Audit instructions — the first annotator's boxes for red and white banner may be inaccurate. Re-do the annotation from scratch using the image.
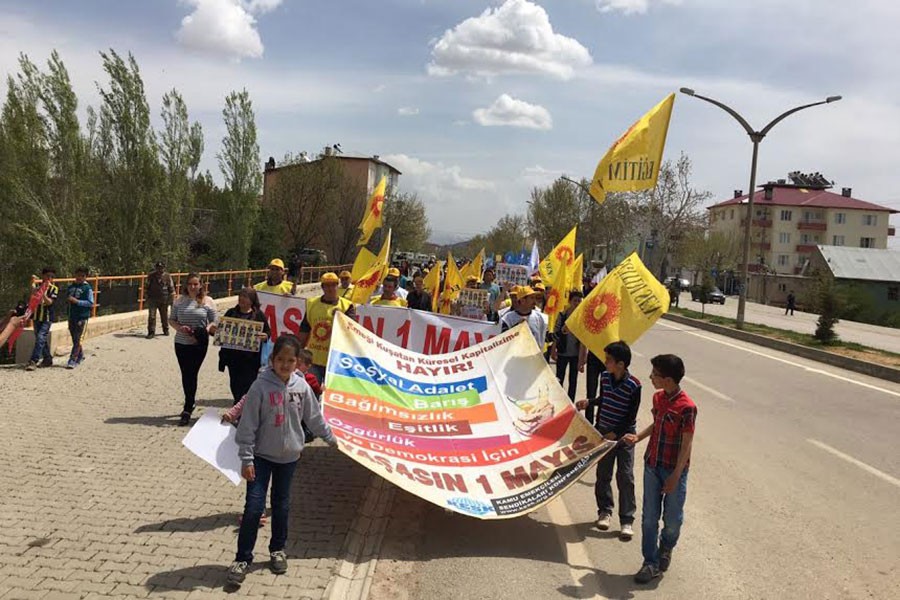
[355,305,500,355]
[257,291,307,340]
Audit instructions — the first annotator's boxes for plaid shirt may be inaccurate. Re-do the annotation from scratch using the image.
[645,388,697,470]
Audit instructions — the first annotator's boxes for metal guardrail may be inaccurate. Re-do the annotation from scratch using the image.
[28,264,353,322]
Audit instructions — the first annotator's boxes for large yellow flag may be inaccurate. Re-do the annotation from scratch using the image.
[589,93,675,204]
[422,260,444,312]
[572,254,584,293]
[438,254,464,314]
[539,226,577,285]
[350,230,391,305]
[544,260,570,336]
[350,247,377,282]
[357,176,387,246]
[566,253,670,357]
[460,248,484,282]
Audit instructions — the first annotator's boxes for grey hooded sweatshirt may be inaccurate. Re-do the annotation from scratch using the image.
[236,367,336,467]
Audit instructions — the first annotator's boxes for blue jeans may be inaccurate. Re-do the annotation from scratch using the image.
[30,320,52,363]
[641,464,689,567]
[69,319,87,362]
[235,456,298,563]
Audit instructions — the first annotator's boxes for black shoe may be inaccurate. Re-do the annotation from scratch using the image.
[634,563,661,584]
[39,359,53,368]
[178,411,192,426]
[659,547,673,572]
[270,550,287,575]
[162,330,170,336]
[146,332,155,339]
[227,561,249,586]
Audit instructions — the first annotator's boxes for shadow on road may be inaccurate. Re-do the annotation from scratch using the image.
[104,414,182,427]
[135,512,240,533]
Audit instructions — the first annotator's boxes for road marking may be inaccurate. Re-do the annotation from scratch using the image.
[656,321,900,399]
[546,497,608,599]
[634,350,735,403]
[807,439,900,489]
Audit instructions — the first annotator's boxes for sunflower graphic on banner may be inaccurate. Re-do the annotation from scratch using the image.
[565,253,669,358]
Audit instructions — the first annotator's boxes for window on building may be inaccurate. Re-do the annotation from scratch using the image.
[889,287,899,301]
[779,232,791,244]
[730,209,735,220]
[800,233,819,244]
[832,235,845,246]
[780,210,792,221]
[863,214,878,226]
[777,255,789,267]
[834,212,846,225]
[860,237,876,248]
[778,283,788,292]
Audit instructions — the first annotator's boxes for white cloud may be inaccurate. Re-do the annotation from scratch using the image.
[595,0,682,15]
[473,94,552,130]
[176,0,284,60]
[521,165,565,186]
[428,0,592,80]
[397,107,420,116]
[384,154,494,193]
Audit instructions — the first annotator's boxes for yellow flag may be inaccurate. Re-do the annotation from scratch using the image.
[566,253,670,357]
[544,260,570,336]
[351,229,391,305]
[460,248,485,282]
[539,226,577,285]
[422,260,444,312]
[572,254,584,293]
[589,93,675,204]
[350,247,377,282]
[357,176,387,246]
[438,253,464,314]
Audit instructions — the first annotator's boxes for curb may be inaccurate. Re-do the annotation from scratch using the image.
[325,474,396,600]
[662,313,900,384]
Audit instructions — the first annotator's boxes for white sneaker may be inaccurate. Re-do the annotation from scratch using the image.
[619,523,634,540]
[596,514,611,530]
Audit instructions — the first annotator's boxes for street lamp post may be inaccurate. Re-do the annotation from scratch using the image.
[679,88,841,329]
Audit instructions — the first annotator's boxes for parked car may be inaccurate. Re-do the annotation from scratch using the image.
[690,285,726,304]
[295,248,328,266]
[664,277,692,291]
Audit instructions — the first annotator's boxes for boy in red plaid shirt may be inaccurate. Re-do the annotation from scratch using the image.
[623,354,696,584]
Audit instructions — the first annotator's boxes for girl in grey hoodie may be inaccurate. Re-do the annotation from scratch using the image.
[227,335,336,587]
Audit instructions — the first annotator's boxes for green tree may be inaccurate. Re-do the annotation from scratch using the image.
[382,191,431,253]
[214,89,261,268]
[810,271,842,343]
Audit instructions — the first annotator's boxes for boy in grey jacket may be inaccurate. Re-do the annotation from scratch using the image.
[227,335,336,588]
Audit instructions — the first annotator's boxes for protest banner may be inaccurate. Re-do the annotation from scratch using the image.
[257,291,307,340]
[323,312,614,519]
[457,288,489,321]
[494,263,530,288]
[355,304,500,355]
[214,316,265,352]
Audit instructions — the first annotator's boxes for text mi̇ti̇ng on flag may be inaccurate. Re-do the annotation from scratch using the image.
[589,93,675,205]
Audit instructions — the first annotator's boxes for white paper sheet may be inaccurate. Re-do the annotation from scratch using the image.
[181,410,242,485]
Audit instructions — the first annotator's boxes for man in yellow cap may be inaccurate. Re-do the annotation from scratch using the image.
[373,267,408,301]
[254,258,296,295]
[372,275,408,307]
[499,285,547,348]
[465,275,480,289]
[298,272,356,383]
[338,270,354,300]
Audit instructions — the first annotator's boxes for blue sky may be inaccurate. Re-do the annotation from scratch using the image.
[2,0,898,245]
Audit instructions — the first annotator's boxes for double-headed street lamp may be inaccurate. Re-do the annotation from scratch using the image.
[679,88,841,329]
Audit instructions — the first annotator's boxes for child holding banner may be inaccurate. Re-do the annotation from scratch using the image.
[622,354,696,585]
[227,335,337,588]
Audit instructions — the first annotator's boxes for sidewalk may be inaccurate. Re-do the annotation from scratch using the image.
[674,292,900,354]
[0,320,372,599]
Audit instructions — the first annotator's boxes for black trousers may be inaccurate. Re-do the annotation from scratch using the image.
[175,343,208,414]
[555,355,580,401]
[228,361,260,404]
[595,441,636,523]
[584,352,605,424]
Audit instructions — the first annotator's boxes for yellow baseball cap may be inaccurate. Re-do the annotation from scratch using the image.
[321,272,339,284]
[533,282,546,292]
[339,270,352,278]
[268,258,285,269]
[466,275,479,282]
[510,285,521,297]
[517,285,541,298]
[387,267,401,277]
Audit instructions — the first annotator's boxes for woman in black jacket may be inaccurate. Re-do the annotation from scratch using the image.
[218,288,270,404]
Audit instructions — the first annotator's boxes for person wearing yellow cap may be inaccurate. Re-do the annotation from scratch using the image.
[465,275,480,289]
[338,270,354,300]
[254,258,296,296]
[499,285,547,347]
[372,275,408,308]
[297,272,356,383]
[372,267,409,301]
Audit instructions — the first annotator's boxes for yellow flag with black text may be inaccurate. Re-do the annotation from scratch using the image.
[460,248,484,283]
[357,176,387,246]
[423,260,444,312]
[351,247,377,282]
[539,226,577,286]
[351,230,391,305]
[439,254,464,314]
[566,253,669,357]
[589,93,675,204]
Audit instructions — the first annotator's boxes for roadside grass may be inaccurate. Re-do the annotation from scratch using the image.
[668,306,900,369]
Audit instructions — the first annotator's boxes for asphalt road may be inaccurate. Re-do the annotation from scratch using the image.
[674,291,900,354]
[369,319,900,600]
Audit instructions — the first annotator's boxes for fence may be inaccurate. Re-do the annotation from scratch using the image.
[27,264,353,323]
